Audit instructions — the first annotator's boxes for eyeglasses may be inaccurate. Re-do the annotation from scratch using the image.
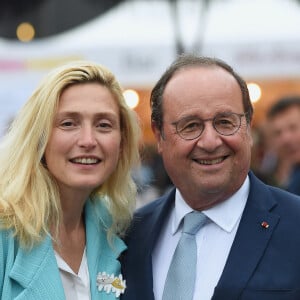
[172,112,248,140]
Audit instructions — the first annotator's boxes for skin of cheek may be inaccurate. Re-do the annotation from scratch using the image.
[235,125,253,175]
[156,119,252,174]
[174,126,251,198]
[102,134,122,177]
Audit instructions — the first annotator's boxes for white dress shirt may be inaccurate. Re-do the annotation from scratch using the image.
[152,176,250,300]
[55,248,91,300]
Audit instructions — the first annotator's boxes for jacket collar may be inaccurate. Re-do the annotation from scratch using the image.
[123,172,280,300]
[9,199,127,300]
[212,172,279,299]
[121,189,175,300]
[9,234,65,299]
[85,199,127,298]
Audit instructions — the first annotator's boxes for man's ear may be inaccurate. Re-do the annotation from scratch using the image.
[151,121,163,154]
[248,121,254,148]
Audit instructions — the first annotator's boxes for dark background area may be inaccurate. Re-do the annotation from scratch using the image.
[0,0,124,39]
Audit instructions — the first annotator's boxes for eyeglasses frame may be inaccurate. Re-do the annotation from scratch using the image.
[171,111,249,140]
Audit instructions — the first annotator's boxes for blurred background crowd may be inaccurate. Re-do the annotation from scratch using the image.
[1,0,300,207]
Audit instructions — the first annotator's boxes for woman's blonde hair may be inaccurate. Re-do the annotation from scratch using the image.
[0,61,141,248]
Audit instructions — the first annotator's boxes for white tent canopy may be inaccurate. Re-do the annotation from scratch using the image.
[0,0,300,134]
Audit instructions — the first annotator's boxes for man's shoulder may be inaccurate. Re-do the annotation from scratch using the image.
[134,188,175,217]
[250,171,300,204]
[268,184,300,211]
[251,175,300,222]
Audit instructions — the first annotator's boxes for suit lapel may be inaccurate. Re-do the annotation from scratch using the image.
[122,189,175,300]
[9,235,65,299]
[85,200,127,300]
[212,173,280,299]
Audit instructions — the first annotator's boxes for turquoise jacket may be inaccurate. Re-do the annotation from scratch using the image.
[0,199,127,299]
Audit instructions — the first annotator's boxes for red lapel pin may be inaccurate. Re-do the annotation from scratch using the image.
[261,221,269,229]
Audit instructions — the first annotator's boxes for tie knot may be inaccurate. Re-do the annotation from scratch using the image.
[182,211,206,235]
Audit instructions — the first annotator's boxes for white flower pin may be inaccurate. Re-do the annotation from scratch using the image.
[96,272,126,298]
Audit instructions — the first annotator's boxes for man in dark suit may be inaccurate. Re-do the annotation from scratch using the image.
[121,54,300,300]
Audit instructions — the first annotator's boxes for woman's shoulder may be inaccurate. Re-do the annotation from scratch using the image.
[0,228,17,271]
[0,228,14,243]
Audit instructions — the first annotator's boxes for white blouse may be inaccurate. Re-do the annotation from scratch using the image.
[55,248,91,300]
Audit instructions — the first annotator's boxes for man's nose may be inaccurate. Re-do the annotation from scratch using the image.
[196,122,223,151]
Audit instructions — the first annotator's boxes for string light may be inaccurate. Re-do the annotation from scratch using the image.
[123,89,139,109]
[16,22,35,42]
[247,82,262,103]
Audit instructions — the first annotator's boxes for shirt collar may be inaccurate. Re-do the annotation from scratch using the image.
[173,175,250,234]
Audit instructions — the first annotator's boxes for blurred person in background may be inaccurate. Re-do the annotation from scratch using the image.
[250,124,291,188]
[267,95,300,195]
[0,61,141,299]
[249,125,278,186]
[134,144,173,208]
[121,54,300,300]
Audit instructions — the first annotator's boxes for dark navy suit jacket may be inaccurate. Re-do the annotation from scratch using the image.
[121,172,300,300]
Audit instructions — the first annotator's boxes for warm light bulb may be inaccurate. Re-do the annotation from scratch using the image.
[16,22,35,42]
[123,89,139,109]
[247,82,261,103]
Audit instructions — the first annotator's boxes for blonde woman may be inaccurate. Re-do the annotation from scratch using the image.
[0,61,141,300]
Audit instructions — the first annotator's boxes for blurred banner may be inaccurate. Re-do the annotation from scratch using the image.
[1,0,300,135]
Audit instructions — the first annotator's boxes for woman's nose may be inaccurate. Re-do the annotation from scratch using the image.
[77,126,97,148]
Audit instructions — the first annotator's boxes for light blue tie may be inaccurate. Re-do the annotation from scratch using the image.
[162,211,206,300]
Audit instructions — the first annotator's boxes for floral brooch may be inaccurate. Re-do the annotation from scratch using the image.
[97,272,126,297]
